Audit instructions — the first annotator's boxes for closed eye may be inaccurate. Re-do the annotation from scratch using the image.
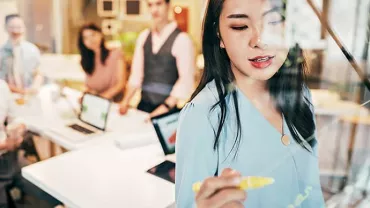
[268,19,284,25]
[231,25,249,31]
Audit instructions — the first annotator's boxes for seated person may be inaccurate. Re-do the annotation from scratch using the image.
[78,23,126,102]
[0,14,43,95]
[0,80,60,208]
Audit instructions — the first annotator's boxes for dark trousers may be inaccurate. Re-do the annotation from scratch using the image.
[137,100,160,113]
[0,151,60,208]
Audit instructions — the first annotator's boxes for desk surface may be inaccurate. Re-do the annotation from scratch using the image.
[16,85,157,151]
[22,142,175,208]
[314,101,369,116]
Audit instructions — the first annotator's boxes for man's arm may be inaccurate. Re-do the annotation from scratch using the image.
[120,30,149,113]
[8,84,26,94]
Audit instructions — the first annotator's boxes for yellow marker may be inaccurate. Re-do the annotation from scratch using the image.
[192,176,275,193]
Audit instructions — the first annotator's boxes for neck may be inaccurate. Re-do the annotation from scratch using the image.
[10,37,22,46]
[231,64,268,98]
[153,19,170,34]
[236,76,268,97]
[93,48,101,56]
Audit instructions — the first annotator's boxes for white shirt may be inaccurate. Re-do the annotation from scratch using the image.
[12,45,24,88]
[0,80,19,155]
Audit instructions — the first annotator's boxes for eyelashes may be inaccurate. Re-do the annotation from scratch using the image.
[231,26,249,31]
[230,19,284,31]
[268,19,284,25]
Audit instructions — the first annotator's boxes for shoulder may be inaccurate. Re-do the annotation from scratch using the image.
[0,44,5,51]
[136,29,151,45]
[22,41,40,53]
[173,32,193,48]
[190,80,218,107]
[0,43,11,54]
[176,32,192,42]
[178,80,219,127]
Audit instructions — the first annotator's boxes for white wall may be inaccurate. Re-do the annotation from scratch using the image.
[0,0,18,45]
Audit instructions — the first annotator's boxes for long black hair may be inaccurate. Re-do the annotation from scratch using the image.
[193,0,316,155]
[78,23,110,75]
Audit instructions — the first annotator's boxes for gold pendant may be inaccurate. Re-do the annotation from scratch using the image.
[281,135,290,146]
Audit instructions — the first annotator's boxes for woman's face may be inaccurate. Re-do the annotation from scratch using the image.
[82,29,103,51]
[219,0,289,82]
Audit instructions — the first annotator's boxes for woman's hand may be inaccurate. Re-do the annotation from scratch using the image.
[119,102,129,115]
[196,168,247,208]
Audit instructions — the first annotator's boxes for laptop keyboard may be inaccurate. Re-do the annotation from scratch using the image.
[68,124,95,135]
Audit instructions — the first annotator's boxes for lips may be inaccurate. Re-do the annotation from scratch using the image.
[248,56,275,69]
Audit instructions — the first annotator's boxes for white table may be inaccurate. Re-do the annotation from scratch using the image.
[15,85,157,151]
[311,89,369,116]
[314,101,369,116]
[22,141,175,208]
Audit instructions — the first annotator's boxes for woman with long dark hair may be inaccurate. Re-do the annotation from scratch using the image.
[78,23,126,102]
[175,0,325,207]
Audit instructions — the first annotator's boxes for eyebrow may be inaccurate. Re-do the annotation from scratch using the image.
[227,14,249,19]
[263,7,283,16]
[226,7,283,19]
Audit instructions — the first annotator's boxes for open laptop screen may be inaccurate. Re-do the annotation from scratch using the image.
[151,109,181,155]
[80,93,111,131]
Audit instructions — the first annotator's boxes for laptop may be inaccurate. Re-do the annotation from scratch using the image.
[48,93,111,141]
[147,109,181,183]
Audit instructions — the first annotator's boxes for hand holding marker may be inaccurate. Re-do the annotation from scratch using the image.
[193,176,275,193]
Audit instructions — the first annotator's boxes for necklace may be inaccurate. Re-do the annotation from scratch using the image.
[281,114,290,146]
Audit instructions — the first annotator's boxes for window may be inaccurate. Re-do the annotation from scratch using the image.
[126,0,140,15]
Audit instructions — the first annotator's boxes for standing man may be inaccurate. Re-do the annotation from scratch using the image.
[119,0,195,117]
[0,14,43,95]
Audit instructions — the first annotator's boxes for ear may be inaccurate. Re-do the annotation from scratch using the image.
[217,32,225,48]
[220,40,225,49]
[217,32,225,49]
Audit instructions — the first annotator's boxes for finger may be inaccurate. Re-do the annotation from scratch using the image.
[196,176,242,200]
[220,201,245,208]
[221,168,241,177]
[209,188,247,208]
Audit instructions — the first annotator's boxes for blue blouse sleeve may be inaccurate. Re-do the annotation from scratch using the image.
[175,102,219,208]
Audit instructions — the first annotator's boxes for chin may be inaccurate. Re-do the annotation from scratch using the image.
[239,66,279,81]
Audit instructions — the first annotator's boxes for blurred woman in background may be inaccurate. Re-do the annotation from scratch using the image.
[78,23,126,102]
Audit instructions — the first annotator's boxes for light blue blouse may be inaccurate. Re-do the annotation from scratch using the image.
[175,80,325,208]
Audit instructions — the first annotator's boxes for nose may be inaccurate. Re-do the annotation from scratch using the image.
[150,6,158,15]
[249,27,267,49]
